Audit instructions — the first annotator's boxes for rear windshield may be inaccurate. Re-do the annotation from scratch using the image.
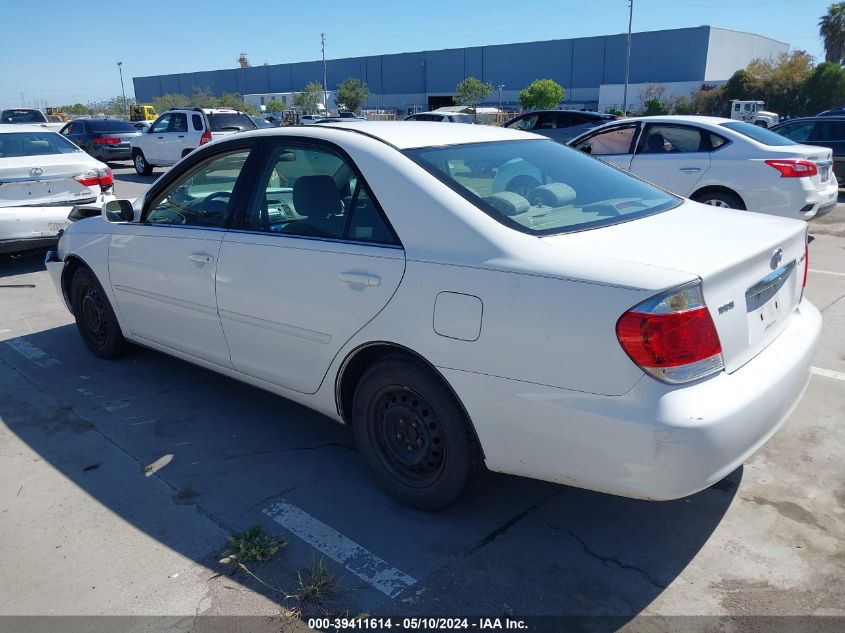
[721,121,796,146]
[207,113,257,132]
[405,139,680,235]
[87,119,137,132]
[0,132,81,157]
[1,109,48,123]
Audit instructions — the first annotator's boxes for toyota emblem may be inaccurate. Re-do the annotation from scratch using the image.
[30,167,43,177]
[770,248,783,270]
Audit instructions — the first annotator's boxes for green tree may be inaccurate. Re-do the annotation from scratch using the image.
[518,79,564,110]
[454,76,493,115]
[265,99,285,114]
[335,77,369,113]
[672,95,694,114]
[820,2,845,64]
[189,87,216,108]
[153,93,191,113]
[63,103,88,115]
[642,99,669,115]
[800,61,845,114]
[293,82,324,113]
[722,69,756,101]
[216,93,256,114]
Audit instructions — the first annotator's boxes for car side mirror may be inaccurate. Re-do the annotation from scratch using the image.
[103,199,135,223]
[580,145,592,154]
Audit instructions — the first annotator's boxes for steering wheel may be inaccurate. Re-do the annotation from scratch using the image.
[194,191,232,217]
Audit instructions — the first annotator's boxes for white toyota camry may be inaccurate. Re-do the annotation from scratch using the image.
[0,124,115,254]
[45,122,820,510]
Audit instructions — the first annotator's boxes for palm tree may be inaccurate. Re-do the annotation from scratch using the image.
[820,3,845,64]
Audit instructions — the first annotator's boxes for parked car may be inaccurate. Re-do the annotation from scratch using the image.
[404,111,473,123]
[1,108,48,124]
[0,124,114,254]
[337,111,366,120]
[502,110,616,142]
[817,107,845,117]
[566,115,837,220]
[130,108,257,175]
[59,118,141,163]
[299,114,325,125]
[771,116,845,186]
[46,122,819,510]
[251,116,275,128]
[132,120,154,133]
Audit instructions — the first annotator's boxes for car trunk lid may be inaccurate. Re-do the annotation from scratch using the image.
[0,154,100,207]
[541,201,807,374]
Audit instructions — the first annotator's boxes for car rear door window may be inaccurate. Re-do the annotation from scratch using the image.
[506,114,539,131]
[192,114,203,131]
[775,121,814,142]
[638,124,706,154]
[169,113,188,133]
[242,143,396,244]
[145,150,251,228]
[811,120,845,141]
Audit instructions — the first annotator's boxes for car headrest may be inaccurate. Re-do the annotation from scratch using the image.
[484,191,530,216]
[292,175,342,217]
[528,183,576,207]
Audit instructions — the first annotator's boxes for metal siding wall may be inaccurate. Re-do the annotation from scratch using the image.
[571,37,605,88]
[464,47,483,79]
[365,57,383,94]
[382,52,426,94]
[483,41,572,88]
[193,71,217,94]
[241,66,271,94]
[290,61,324,88]
[327,57,366,89]
[603,27,709,85]
[159,75,181,95]
[424,49,465,93]
[132,77,161,103]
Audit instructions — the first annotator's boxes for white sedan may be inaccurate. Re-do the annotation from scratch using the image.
[1,124,115,254]
[45,122,820,510]
[566,115,837,220]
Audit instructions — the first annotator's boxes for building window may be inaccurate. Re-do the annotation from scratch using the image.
[260,96,266,105]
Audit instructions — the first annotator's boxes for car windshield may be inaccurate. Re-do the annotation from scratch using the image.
[1,109,48,123]
[0,131,81,157]
[251,117,274,128]
[87,119,137,132]
[405,140,680,235]
[720,121,796,146]
[207,113,257,132]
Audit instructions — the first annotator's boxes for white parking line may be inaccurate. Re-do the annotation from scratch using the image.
[812,366,845,381]
[809,268,845,277]
[5,340,61,368]
[263,500,416,598]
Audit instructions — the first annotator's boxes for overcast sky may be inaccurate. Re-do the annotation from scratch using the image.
[0,0,833,106]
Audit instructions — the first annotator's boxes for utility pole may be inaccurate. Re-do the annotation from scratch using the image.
[117,61,127,113]
[321,33,328,112]
[622,0,633,115]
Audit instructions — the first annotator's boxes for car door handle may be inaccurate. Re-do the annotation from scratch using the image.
[339,272,381,286]
[178,135,184,138]
[157,136,164,139]
[188,253,214,264]
[679,167,701,173]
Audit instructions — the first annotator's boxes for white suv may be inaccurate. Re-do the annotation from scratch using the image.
[130,108,256,175]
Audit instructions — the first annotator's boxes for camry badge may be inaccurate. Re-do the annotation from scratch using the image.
[30,167,43,177]
[770,248,783,270]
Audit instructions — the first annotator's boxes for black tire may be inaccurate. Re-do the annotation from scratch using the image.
[181,148,193,158]
[132,149,153,176]
[70,267,126,359]
[692,190,744,210]
[352,355,486,511]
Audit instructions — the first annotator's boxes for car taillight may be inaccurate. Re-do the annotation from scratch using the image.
[75,167,113,190]
[93,137,120,145]
[764,159,818,178]
[616,283,724,384]
[802,237,809,294]
[200,129,212,145]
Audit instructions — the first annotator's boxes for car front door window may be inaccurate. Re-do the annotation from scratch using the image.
[577,125,637,155]
[145,150,251,228]
[151,115,171,134]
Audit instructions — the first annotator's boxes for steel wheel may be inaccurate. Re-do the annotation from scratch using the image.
[71,267,126,359]
[702,198,731,208]
[80,284,108,348]
[372,386,447,488]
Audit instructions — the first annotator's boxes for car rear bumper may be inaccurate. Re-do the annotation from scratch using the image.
[93,146,132,161]
[0,194,114,254]
[747,178,838,220]
[443,298,821,500]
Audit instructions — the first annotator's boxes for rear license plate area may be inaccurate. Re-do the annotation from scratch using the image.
[746,261,796,345]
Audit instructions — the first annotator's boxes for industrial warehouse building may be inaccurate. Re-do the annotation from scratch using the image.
[132,26,788,114]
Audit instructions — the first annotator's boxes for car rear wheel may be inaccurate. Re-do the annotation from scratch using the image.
[133,150,153,176]
[352,355,486,511]
[70,267,126,359]
[692,190,744,209]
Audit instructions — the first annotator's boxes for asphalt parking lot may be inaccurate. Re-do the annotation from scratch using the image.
[1,165,844,631]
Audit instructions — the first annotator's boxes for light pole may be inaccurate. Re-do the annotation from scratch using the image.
[497,84,505,111]
[117,61,127,114]
[622,0,633,114]
[321,33,328,112]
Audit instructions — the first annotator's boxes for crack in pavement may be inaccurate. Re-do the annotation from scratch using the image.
[216,443,357,462]
[531,514,668,590]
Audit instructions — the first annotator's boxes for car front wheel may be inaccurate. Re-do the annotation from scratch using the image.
[70,267,126,359]
[352,355,486,511]
[132,150,153,176]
